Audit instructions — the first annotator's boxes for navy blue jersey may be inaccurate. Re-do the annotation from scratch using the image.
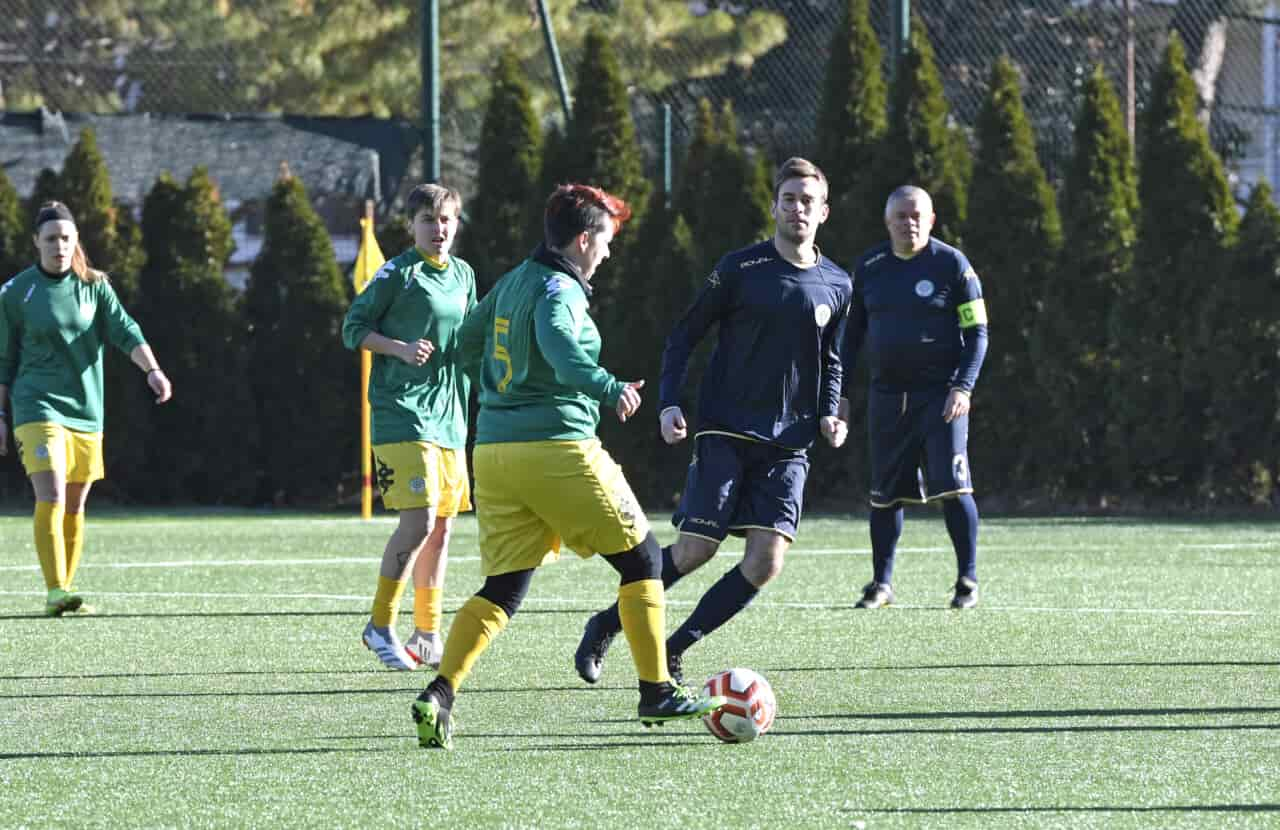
[845,237,989,393]
[659,240,853,449]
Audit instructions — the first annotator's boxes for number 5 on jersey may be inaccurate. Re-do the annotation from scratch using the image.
[493,316,513,392]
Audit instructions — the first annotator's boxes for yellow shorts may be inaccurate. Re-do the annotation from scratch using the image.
[472,438,649,576]
[371,441,472,514]
[13,422,105,484]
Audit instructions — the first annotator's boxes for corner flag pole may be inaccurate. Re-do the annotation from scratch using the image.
[353,200,386,519]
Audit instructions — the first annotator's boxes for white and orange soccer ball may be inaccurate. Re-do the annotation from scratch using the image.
[701,668,777,743]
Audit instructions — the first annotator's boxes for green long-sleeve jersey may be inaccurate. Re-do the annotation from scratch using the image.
[342,248,476,448]
[0,266,147,432]
[457,246,626,444]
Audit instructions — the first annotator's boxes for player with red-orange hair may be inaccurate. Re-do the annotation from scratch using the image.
[410,184,724,749]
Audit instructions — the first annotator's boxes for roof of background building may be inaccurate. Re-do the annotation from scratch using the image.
[0,109,419,208]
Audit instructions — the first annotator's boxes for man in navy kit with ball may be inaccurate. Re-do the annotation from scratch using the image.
[575,157,853,684]
[842,185,989,610]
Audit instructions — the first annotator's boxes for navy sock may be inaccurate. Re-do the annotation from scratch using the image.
[870,506,904,584]
[596,546,682,635]
[667,565,758,656]
[943,494,979,581]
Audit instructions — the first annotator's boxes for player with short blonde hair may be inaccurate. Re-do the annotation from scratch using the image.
[342,182,476,670]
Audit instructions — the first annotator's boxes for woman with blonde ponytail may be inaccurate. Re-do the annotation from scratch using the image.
[0,201,172,616]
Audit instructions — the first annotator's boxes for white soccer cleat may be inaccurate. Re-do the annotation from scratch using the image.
[404,630,443,668]
[361,621,417,671]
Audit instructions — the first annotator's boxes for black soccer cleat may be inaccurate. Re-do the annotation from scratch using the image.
[854,581,894,609]
[950,576,978,609]
[574,610,619,684]
[411,690,453,750]
[638,684,726,727]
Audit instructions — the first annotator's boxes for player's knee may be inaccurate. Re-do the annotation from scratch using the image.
[604,532,662,584]
[742,544,785,587]
[476,568,534,619]
[673,535,718,572]
[398,506,434,540]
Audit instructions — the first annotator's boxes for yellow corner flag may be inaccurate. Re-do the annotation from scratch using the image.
[354,213,386,519]
[354,215,386,296]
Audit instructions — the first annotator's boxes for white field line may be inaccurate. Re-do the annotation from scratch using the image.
[1,539,1277,574]
[0,590,1261,617]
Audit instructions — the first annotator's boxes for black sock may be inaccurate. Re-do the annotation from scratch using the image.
[943,494,979,582]
[596,545,683,635]
[870,506,903,584]
[424,675,455,709]
[667,566,758,656]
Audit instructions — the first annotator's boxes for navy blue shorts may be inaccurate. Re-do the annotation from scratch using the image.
[868,387,973,508]
[672,433,810,543]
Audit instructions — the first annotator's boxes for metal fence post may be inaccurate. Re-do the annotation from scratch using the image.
[421,0,440,182]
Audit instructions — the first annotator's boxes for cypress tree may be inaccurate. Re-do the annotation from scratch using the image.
[99,200,150,501]
[1204,184,1280,502]
[1110,33,1236,494]
[677,101,772,269]
[464,49,543,293]
[58,129,118,272]
[0,167,24,279]
[816,0,888,265]
[674,99,720,268]
[376,216,413,260]
[601,191,699,503]
[26,168,61,222]
[1037,67,1138,495]
[868,16,969,248]
[543,27,653,413]
[551,27,651,321]
[136,169,256,503]
[244,171,354,504]
[961,57,1062,491]
[0,168,25,499]
[555,28,650,217]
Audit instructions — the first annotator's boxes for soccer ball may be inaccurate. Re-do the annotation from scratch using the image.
[701,668,777,743]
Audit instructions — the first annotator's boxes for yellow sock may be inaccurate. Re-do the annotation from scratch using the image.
[414,586,443,633]
[437,595,510,693]
[371,575,408,628]
[64,511,86,589]
[34,501,67,590]
[618,579,668,684]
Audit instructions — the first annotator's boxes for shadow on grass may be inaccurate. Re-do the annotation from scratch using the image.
[770,659,1280,673]
[331,731,709,751]
[0,684,602,699]
[782,704,1280,721]
[0,746,400,761]
[845,804,1280,815]
[774,723,1280,737]
[0,607,592,622]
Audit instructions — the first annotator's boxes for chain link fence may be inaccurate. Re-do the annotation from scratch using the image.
[1,0,1276,199]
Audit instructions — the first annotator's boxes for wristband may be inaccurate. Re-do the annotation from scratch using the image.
[146,368,162,375]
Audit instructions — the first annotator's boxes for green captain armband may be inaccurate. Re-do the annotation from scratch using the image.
[956,298,988,328]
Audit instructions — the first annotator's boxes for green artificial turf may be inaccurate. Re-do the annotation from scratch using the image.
[1,510,1277,828]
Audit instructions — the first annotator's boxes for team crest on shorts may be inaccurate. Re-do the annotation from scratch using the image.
[614,485,639,526]
[952,454,968,484]
[35,445,50,460]
[409,476,427,494]
[814,304,832,327]
[915,280,935,298]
